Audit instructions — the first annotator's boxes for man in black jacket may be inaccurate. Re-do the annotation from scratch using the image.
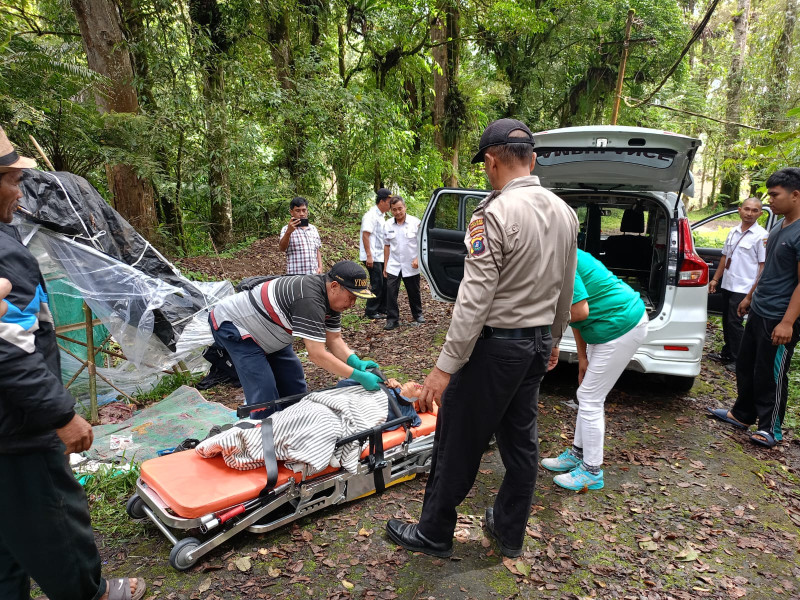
[0,128,144,600]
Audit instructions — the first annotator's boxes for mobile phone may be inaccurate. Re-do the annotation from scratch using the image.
[299,218,309,227]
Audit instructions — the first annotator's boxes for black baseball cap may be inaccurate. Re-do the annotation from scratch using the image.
[328,261,375,298]
[471,118,535,164]
[376,188,392,200]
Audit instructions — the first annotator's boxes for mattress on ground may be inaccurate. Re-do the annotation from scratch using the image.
[140,412,437,519]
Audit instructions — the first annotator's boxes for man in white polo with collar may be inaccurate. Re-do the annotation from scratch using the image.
[382,195,424,330]
[708,198,768,371]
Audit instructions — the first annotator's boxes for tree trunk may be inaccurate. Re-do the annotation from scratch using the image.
[189,0,233,247]
[431,1,461,187]
[719,0,751,207]
[70,0,158,242]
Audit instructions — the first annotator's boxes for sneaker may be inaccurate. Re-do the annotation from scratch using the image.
[552,464,604,491]
[541,449,581,473]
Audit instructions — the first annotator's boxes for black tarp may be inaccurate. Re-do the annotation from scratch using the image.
[18,170,206,351]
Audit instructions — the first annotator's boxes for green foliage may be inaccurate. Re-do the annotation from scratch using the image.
[2,0,797,249]
[83,464,145,541]
[135,371,202,404]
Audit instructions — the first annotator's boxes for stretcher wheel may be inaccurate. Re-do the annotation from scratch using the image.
[125,494,146,520]
[169,537,201,571]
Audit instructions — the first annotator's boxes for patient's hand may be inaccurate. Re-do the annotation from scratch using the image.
[386,378,402,389]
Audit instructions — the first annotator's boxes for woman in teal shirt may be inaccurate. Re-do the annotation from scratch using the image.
[542,250,648,491]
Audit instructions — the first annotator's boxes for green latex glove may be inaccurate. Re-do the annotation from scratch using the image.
[350,369,382,391]
[346,353,380,372]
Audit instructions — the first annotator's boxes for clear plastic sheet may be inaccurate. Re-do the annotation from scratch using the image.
[14,222,234,397]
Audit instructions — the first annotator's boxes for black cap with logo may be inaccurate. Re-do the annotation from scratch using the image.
[328,261,376,298]
[471,118,535,164]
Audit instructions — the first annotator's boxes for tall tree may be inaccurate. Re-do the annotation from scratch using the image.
[432,0,463,186]
[189,0,233,247]
[719,0,751,207]
[69,0,159,241]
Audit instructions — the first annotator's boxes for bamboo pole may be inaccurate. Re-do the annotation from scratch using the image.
[28,135,55,171]
[611,9,636,125]
[83,302,99,422]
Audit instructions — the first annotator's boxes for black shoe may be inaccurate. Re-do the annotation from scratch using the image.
[708,352,732,363]
[365,313,387,320]
[483,508,523,558]
[384,321,399,331]
[414,316,426,324]
[725,362,736,372]
[386,520,453,558]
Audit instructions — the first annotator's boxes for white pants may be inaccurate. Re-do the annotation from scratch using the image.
[573,314,649,467]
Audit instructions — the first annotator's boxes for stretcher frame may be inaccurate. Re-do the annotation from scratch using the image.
[126,391,436,571]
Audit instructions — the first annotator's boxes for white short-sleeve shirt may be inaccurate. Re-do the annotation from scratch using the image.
[384,215,421,276]
[721,222,768,294]
[359,205,387,261]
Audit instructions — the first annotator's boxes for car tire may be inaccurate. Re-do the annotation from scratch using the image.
[664,375,695,393]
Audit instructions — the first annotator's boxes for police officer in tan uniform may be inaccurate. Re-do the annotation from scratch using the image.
[386,119,578,558]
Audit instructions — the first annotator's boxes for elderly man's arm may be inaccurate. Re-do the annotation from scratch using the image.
[304,336,354,379]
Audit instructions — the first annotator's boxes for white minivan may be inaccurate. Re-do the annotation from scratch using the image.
[418,125,709,391]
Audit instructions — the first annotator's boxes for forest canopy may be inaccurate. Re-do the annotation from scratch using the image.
[1,0,798,253]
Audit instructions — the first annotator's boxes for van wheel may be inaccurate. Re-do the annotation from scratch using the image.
[665,375,695,393]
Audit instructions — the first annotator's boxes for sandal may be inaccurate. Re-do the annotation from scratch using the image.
[749,430,777,448]
[706,408,749,430]
[106,577,146,600]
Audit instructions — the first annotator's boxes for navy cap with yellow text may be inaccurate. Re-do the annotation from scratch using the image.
[328,261,375,298]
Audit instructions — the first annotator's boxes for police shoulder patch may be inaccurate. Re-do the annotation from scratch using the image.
[470,236,486,256]
[468,218,484,232]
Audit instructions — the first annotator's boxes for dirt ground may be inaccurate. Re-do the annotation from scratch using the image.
[96,233,800,600]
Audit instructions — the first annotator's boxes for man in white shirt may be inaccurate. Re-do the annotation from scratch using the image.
[359,188,391,319]
[382,196,424,330]
[708,197,768,370]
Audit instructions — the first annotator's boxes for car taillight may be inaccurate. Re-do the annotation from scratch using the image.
[677,217,708,286]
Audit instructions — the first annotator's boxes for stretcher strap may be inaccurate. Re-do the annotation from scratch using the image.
[368,430,386,494]
[260,418,279,491]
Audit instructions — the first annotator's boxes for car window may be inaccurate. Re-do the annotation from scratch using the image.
[601,208,626,236]
[692,212,737,249]
[431,193,460,230]
[430,192,486,231]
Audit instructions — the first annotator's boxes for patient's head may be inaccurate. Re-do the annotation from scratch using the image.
[386,378,422,399]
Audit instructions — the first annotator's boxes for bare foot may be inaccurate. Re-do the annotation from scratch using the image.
[726,411,748,427]
[99,578,138,600]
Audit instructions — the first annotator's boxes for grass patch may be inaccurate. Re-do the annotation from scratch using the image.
[84,463,146,542]
[134,371,203,405]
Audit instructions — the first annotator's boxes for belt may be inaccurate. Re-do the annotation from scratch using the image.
[480,325,549,339]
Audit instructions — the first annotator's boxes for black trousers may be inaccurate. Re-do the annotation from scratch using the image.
[720,288,747,361]
[417,329,551,549]
[732,311,800,441]
[0,448,105,600]
[385,273,422,324]
[364,261,386,317]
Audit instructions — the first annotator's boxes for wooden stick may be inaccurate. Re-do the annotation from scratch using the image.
[28,135,55,170]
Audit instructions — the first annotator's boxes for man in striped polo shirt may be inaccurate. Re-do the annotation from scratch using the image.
[209,261,384,413]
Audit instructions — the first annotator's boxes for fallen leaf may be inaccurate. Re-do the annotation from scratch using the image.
[341,580,354,590]
[198,577,212,593]
[675,545,700,562]
[639,540,658,551]
[358,527,373,537]
[515,561,530,577]
[234,557,251,572]
[268,566,281,578]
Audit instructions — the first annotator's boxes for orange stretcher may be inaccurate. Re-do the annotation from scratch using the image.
[126,389,437,571]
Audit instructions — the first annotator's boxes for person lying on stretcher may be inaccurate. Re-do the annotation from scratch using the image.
[195,378,423,475]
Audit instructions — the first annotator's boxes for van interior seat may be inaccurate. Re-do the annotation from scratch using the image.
[602,207,652,271]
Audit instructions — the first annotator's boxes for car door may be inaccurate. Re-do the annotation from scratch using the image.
[418,188,489,301]
[690,207,774,314]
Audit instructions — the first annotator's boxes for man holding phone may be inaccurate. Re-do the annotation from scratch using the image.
[279,196,323,275]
